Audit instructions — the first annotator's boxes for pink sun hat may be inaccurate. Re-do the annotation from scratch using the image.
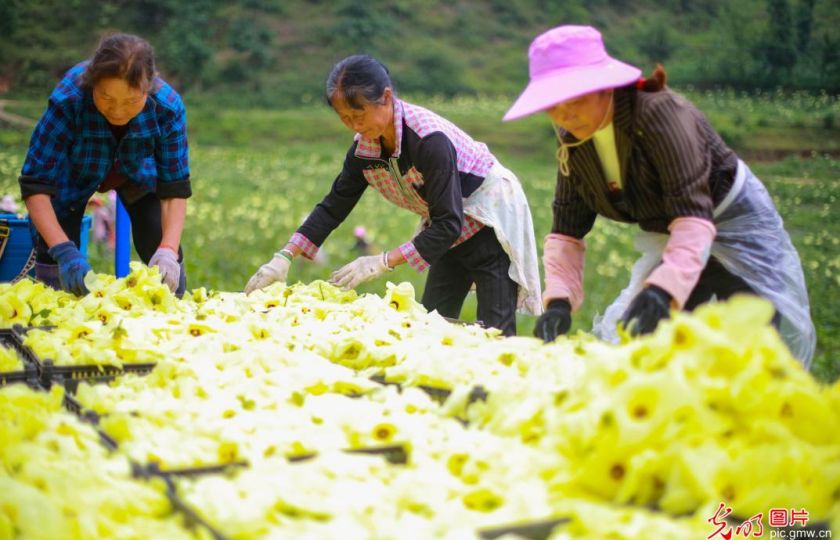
[503,25,641,121]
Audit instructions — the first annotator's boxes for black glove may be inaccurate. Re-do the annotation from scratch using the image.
[534,298,572,343]
[620,285,672,336]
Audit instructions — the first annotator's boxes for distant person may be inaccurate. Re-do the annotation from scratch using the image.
[503,25,814,365]
[246,54,542,335]
[19,33,191,296]
[352,226,375,256]
[87,196,115,250]
[0,195,19,214]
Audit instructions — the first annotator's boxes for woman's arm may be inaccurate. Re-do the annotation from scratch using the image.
[543,233,586,311]
[292,145,370,258]
[401,133,463,271]
[637,92,719,307]
[644,216,715,308]
[25,194,69,248]
[19,98,75,244]
[159,197,187,250]
[544,166,597,307]
[154,88,192,200]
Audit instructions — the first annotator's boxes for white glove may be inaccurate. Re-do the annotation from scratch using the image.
[245,254,291,294]
[330,252,391,290]
[149,246,180,293]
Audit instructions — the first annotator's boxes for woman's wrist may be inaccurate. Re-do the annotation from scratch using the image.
[159,243,179,254]
[381,251,394,271]
[275,248,295,262]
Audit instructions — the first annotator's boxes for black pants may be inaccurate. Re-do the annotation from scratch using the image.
[35,190,186,292]
[421,226,518,336]
[684,256,781,328]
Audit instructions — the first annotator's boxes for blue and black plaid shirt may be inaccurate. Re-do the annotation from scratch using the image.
[19,62,191,220]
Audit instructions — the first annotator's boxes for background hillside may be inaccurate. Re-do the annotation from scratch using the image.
[1,0,839,101]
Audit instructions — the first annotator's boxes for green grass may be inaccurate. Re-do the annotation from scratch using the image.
[0,92,837,382]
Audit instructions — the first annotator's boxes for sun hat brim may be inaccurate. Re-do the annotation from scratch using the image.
[503,58,641,122]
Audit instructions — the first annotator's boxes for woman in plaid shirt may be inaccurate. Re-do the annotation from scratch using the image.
[246,55,542,335]
[19,33,191,296]
[504,25,814,365]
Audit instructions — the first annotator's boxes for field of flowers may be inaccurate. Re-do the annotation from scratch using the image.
[0,92,837,381]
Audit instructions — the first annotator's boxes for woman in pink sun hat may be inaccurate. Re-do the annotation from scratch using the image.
[505,25,814,366]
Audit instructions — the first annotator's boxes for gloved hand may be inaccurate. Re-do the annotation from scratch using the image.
[533,298,572,342]
[620,285,672,336]
[47,241,91,296]
[245,254,291,294]
[149,246,181,293]
[330,252,391,290]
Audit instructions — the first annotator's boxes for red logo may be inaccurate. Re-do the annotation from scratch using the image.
[708,502,734,540]
[708,503,811,538]
[768,509,789,528]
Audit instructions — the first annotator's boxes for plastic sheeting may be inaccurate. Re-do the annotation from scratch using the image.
[593,160,816,368]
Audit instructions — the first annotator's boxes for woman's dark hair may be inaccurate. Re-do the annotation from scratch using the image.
[81,33,157,93]
[638,64,667,92]
[325,54,396,109]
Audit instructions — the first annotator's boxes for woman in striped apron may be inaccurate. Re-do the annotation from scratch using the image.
[246,55,541,336]
[503,25,814,366]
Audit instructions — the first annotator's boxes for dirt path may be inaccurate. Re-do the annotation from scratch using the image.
[0,100,35,128]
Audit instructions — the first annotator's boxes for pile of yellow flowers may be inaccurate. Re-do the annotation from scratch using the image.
[0,385,204,540]
[0,263,837,539]
[0,343,24,372]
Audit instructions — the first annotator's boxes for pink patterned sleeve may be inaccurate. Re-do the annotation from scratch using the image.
[288,232,319,260]
[543,233,586,312]
[399,241,430,272]
[645,216,716,309]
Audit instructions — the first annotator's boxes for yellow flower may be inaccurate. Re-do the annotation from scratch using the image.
[0,345,22,372]
[0,293,31,325]
[462,488,504,512]
[371,422,397,443]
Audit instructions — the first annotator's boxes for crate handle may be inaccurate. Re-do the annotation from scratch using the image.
[11,249,36,283]
[0,220,9,261]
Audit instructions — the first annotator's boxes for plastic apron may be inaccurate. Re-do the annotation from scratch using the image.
[593,160,816,367]
[442,161,543,315]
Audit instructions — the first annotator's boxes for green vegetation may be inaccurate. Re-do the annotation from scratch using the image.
[0,90,837,382]
[1,0,838,102]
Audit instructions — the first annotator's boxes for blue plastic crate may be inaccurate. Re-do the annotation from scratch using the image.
[0,214,91,282]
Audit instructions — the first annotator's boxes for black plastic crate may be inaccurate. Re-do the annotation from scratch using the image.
[344,444,409,465]
[478,517,569,540]
[12,324,156,389]
[161,475,233,540]
[62,393,118,451]
[0,327,39,386]
[134,461,250,479]
[370,374,488,405]
[288,444,409,465]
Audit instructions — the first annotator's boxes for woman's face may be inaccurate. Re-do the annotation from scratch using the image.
[546,89,613,140]
[93,77,148,126]
[332,87,394,140]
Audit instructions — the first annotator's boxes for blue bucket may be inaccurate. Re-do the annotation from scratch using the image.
[0,214,92,282]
